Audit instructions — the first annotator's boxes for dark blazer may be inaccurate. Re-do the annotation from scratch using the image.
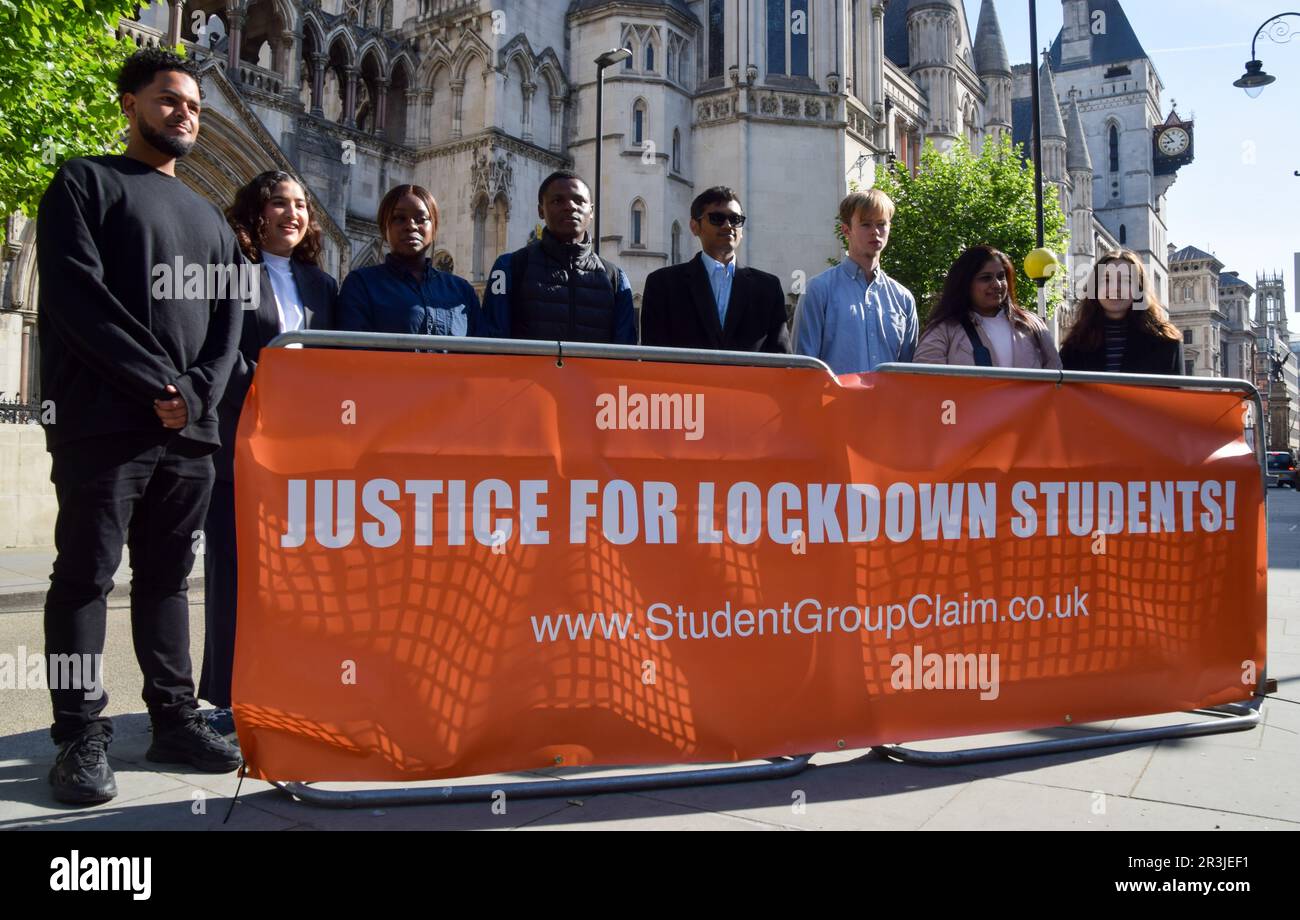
[214,257,339,482]
[1059,314,1184,376]
[640,253,792,353]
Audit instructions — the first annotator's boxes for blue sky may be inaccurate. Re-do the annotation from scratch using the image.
[963,0,1298,311]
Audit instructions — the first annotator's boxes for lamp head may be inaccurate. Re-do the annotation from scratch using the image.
[1025,247,1059,282]
[1234,60,1275,98]
[595,48,633,70]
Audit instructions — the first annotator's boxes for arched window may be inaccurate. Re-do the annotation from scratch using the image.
[708,0,724,78]
[671,221,681,263]
[624,42,634,70]
[672,128,681,172]
[633,99,647,146]
[631,200,646,247]
[1108,124,1119,172]
[767,0,810,77]
[667,42,677,84]
[645,42,655,72]
[1119,224,1127,245]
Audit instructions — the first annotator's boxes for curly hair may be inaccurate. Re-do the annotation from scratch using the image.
[225,171,323,265]
[116,48,204,100]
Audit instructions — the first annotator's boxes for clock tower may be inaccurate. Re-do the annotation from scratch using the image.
[1048,0,1192,306]
[1154,108,1194,177]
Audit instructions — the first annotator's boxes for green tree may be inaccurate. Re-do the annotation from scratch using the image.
[838,136,1069,324]
[0,0,140,246]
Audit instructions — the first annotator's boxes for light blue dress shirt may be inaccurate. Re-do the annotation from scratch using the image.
[700,251,735,326]
[793,260,918,374]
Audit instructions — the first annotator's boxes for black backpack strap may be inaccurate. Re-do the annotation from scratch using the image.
[508,244,530,313]
[959,316,994,368]
[593,254,621,296]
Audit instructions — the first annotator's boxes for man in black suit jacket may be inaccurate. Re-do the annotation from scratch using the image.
[640,186,791,353]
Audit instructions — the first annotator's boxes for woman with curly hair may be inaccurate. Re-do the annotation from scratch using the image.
[913,245,1061,369]
[200,170,339,736]
[1059,250,1184,375]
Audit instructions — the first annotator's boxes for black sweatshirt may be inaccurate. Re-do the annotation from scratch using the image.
[36,155,243,451]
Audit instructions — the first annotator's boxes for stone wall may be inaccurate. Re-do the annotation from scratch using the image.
[0,424,54,548]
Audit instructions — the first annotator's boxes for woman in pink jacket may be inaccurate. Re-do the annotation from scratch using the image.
[913,245,1061,369]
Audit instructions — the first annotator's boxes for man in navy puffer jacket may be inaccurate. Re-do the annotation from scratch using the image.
[483,170,637,345]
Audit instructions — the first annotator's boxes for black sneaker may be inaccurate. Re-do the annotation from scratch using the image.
[205,707,236,738]
[49,731,117,805]
[146,712,242,772]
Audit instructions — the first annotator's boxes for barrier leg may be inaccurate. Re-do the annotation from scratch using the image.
[271,754,813,808]
[874,702,1261,766]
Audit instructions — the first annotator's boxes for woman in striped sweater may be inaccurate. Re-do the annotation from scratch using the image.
[1060,250,1184,375]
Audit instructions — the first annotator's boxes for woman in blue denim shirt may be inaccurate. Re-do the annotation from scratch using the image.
[337,184,481,336]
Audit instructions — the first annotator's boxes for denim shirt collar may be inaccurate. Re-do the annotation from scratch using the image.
[384,251,433,282]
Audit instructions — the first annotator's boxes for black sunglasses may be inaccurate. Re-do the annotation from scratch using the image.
[703,212,746,228]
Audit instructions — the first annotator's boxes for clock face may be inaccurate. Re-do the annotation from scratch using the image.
[1159,127,1190,156]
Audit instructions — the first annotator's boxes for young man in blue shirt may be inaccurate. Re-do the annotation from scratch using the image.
[794,189,918,374]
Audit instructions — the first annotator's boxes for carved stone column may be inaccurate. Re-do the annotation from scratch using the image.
[451,79,465,139]
[521,82,536,143]
[376,78,390,137]
[404,89,420,145]
[548,96,563,152]
[226,7,245,81]
[310,53,326,116]
[275,29,294,81]
[343,66,359,128]
[166,0,185,47]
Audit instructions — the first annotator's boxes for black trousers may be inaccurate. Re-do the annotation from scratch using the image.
[199,479,236,708]
[44,432,214,745]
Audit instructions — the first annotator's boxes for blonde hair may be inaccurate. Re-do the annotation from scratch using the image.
[838,188,895,226]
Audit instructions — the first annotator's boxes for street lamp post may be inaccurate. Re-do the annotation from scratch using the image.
[593,48,633,256]
[1234,12,1300,97]
[1024,1,1057,325]
[1028,1,1044,252]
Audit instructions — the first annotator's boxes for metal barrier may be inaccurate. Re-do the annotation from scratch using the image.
[870,362,1268,765]
[247,335,1266,803]
[259,331,825,806]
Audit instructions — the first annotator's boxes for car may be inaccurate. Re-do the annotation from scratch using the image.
[1267,450,1297,488]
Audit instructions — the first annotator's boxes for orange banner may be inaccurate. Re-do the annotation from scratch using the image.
[233,349,1266,781]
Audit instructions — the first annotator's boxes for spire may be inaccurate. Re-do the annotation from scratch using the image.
[1038,51,1066,141]
[1065,90,1092,172]
[973,0,1010,76]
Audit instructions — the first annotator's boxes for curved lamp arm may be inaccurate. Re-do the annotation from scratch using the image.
[1250,11,1300,59]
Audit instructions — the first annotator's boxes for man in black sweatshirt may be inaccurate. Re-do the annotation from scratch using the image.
[37,49,243,804]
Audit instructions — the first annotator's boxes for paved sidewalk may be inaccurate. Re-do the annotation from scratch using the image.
[1,494,1297,831]
[0,547,205,614]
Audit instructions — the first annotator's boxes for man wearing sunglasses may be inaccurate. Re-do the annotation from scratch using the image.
[640,187,791,353]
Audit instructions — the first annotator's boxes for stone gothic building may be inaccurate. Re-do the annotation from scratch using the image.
[0,0,1190,403]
